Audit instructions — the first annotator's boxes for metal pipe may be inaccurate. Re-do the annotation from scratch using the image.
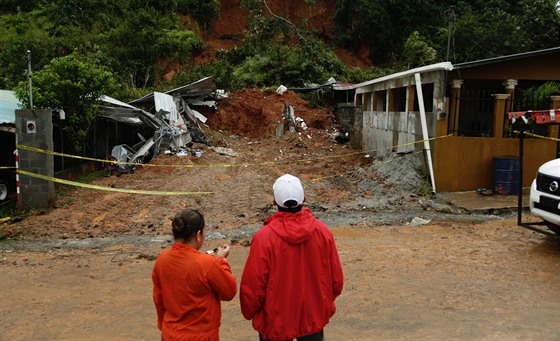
[517,125,525,226]
[414,73,437,193]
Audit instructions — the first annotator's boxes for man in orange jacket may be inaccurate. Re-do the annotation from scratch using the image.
[240,174,344,341]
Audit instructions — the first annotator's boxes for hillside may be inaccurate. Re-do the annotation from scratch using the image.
[192,0,373,69]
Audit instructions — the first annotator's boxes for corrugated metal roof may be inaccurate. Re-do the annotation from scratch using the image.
[0,90,21,125]
[128,76,217,106]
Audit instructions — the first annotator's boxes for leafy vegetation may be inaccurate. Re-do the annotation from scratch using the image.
[333,0,560,65]
[13,52,118,154]
[518,81,560,111]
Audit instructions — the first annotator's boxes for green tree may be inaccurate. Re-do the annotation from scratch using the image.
[401,31,437,68]
[0,11,56,88]
[333,0,441,66]
[442,0,560,63]
[13,53,118,154]
[177,0,220,31]
[102,7,203,88]
[332,0,560,66]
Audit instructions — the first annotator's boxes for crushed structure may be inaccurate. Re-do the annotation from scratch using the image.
[94,77,226,173]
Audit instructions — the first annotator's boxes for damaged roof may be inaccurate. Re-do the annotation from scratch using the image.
[128,76,217,107]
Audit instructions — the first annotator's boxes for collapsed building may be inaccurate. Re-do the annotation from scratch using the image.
[92,77,225,173]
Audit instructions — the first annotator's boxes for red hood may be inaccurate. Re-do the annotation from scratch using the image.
[264,208,317,245]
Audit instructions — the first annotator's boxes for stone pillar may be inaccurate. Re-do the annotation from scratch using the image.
[493,94,510,138]
[15,109,55,209]
[449,80,463,134]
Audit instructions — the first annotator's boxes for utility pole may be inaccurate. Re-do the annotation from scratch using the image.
[27,50,33,110]
[445,7,455,62]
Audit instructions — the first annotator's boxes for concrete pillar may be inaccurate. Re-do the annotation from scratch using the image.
[503,79,518,112]
[15,109,55,209]
[449,80,463,134]
[387,89,395,112]
[407,85,415,113]
[550,95,560,138]
[493,94,510,138]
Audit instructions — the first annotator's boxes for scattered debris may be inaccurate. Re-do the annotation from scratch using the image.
[276,85,288,95]
[210,147,238,157]
[409,217,432,226]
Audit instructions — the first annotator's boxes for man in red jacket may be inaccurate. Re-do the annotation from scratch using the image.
[240,174,344,341]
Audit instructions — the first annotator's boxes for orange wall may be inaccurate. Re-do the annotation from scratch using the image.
[433,136,557,192]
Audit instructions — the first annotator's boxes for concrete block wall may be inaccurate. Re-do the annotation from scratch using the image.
[15,109,55,209]
[334,103,363,149]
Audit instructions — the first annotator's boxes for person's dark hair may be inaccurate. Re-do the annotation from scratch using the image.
[172,208,205,241]
[277,199,303,212]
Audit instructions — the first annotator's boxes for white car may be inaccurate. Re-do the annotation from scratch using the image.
[530,158,560,234]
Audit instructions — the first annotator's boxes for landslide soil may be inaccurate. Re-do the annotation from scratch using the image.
[1,88,559,341]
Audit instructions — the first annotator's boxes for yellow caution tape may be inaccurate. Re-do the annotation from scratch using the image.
[513,130,560,142]
[17,169,213,195]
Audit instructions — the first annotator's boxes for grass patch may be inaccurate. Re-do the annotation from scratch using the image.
[416,180,433,197]
[414,166,434,197]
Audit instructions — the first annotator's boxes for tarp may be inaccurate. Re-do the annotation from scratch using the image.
[0,90,21,125]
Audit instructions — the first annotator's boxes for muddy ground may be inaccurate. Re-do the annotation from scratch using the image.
[1,89,559,340]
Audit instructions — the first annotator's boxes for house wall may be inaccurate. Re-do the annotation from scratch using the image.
[434,136,557,192]
[358,71,446,156]
[346,51,559,192]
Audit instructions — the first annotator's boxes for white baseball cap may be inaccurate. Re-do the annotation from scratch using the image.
[273,174,304,208]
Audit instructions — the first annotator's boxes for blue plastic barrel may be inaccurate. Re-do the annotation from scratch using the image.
[492,156,519,195]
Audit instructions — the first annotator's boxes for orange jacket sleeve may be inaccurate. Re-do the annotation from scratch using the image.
[208,257,238,301]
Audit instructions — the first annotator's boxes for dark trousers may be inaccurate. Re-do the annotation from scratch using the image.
[259,330,324,341]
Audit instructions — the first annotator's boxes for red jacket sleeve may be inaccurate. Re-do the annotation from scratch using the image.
[240,234,270,320]
[330,236,344,299]
[207,257,238,301]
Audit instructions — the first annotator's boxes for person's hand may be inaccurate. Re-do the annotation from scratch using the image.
[215,244,230,258]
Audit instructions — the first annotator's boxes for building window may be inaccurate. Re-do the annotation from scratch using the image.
[412,83,434,113]
[391,87,407,112]
[356,94,363,108]
[363,92,372,111]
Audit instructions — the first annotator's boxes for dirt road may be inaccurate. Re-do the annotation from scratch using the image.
[1,216,559,340]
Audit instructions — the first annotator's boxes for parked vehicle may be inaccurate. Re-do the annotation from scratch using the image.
[0,168,15,203]
[530,158,560,234]
[0,129,16,203]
